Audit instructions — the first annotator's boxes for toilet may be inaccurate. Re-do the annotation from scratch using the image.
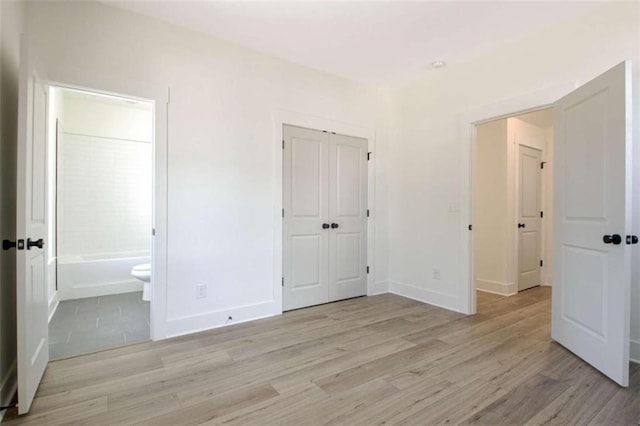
[131,263,151,301]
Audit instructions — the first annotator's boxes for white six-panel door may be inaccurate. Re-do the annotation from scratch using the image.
[17,38,50,414]
[517,145,542,291]
[552,61,631,386]
[283,125,367,311]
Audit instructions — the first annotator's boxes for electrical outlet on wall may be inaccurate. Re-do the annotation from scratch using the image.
[196,284,206,299]
[433,268,441,280]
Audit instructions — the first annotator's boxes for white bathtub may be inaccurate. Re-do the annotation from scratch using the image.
[57,253,150,301]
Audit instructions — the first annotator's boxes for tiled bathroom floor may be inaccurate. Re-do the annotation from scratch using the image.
[49,291,150,360]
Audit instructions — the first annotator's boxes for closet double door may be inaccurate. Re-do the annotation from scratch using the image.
[283,125,368,311]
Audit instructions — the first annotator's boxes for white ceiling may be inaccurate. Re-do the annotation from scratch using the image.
[109,1,602,87]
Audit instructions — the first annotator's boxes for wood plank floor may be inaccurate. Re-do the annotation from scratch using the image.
[4,287,640,425]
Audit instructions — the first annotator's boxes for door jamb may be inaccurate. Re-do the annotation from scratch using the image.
[461,82,577,315]
[273,109,376,314]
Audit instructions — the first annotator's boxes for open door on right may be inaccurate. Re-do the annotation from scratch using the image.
[552,61,632,386]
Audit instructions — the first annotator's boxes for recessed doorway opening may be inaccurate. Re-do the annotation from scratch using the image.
[46,86,154,359]
[472,108,553,312]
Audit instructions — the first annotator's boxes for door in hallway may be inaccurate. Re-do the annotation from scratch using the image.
[517,145,542,291]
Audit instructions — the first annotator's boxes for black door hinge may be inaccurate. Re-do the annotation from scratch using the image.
[367,209,370,217]
[541,162,546,169]
[540,211,543,218]
[282,277,284,287]
[540,260,543,267]
[468,224,472,231]
[282,209,284,218]
[282,139,285,149]
[366,266,370,274]
[367,152,371,161]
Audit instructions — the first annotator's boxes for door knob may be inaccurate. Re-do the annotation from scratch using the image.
[518,223,526,228]
[626,235,639,245]
[331,223,339,229]
[603,234,622,245]
[26,238,44,250]
[3,239,24,250]
[322,223,330,229]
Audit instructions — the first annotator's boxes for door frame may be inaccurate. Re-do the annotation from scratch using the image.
[273,109,377,314]
[461,82,576,315]
[43,64,169,340]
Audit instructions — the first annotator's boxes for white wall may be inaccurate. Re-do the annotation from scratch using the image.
[0,0,24,416]
[62,91,153,142]
[388,1,638,324]
[474,119,511,294]
[23,1,389,338]
[57,90,153,261]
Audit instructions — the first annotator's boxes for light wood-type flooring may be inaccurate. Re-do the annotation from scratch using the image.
[4,287,640,425]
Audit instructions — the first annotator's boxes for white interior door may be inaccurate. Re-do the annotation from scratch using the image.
[552,61,631,386]
[517,145,542,291]
[283,125,330,311]
[283,126,368,311]
[328,133,368,302]
[17,38,49,414]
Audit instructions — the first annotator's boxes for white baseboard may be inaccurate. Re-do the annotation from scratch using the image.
[58,279,143,301]
[477,288,517,297]
[388,281,460,312]
[162,300,279,339]
[368,281,388,296]
[48,290,60,322]
[631,339,640,364]
[158,285,391,342]
[0,360,17,422]
[476,278,517,296]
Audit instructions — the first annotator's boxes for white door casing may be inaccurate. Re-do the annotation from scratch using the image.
[552,61,631,386]
[17,38,50,414]
[283,125,368,311]
[329,133,368,302]
[517,145,542,291]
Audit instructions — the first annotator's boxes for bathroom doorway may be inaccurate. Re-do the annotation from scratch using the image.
[46,86,154,359]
